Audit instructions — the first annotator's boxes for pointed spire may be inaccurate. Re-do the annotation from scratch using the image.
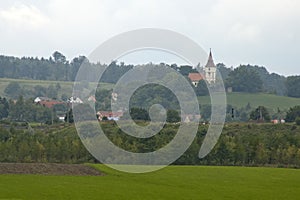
[205,48,216,68]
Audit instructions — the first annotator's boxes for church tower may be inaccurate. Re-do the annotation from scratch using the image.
[204,49,216,84]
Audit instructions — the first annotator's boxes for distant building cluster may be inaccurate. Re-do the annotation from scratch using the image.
[34,96,83,108]
[33,50,220,123]
[34,97,64,108]
[34,93,124,122]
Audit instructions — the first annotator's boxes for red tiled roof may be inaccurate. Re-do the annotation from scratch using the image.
[188,73,204,82]
[38,101,64,108]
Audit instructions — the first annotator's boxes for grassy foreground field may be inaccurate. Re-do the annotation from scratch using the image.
[1,165,300,200]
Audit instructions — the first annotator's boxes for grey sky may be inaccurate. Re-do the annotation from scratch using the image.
[0,0,299,76]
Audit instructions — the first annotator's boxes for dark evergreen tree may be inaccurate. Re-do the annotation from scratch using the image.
[286,106,300,122]
[0,97,9,119]
[166,110,180,123]
[250,106,270,121]
[65,109,74,123]
[129,107,150,121]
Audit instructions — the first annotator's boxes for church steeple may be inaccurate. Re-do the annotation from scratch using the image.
[205,48,216,68]
[204,49,217,84]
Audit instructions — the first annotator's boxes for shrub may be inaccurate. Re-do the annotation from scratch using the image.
[296,117,300,126]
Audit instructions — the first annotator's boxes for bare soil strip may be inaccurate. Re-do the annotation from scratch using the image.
[0,163,103,176]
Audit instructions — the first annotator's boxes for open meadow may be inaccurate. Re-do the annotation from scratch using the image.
[198,92,300,110]
[0,78,113,98]
[1,165,300,200]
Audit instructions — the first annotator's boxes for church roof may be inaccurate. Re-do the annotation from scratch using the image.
[205,49,216,68]
[188,73,204,82]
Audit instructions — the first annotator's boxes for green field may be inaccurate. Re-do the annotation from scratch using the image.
[1,165,300,199]
[0,78,113,98]
[199,92,300,110]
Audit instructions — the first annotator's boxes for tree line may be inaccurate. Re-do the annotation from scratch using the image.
[0,123,94,163]
[0,95,68,124]
[1,122,300,168]
[1,52,299,97]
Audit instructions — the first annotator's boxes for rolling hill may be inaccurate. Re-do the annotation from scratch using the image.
[0,78,113,98]
[0,78,298,111]
[198,92,300,110]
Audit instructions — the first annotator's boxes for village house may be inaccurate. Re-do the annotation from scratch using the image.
[34,97,64,108]
[188,73,204,87]
[183,114,201,123]
[87,95,96,103]
[68,97,83,104]
[97,111,124,121]
[34,97,52,103]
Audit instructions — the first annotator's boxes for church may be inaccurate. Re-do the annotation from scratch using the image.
[188,49,217,86]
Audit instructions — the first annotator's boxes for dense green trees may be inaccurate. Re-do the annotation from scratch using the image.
[4,82,22,99]
[0,97,9,119]
[246,66,287,95]
[129,84,179,111]
[216,63,231,80]
[250,106,271,121]
[225,104,252,122]
[8,96,54,123]
[1,122,300,167]
[100,61,133,83]
[123,107,181,123]
[178,65,197,76]
[129,108,150,121]
[95,88,112,111]
[0,54,90,82]
[286,106,300,122]
[52,51,66,64]
[226,65,263,93]
[296,117,300,125]
[286,76,300,98]
[0,53,297,99]
[194,80,209,96]
[0,124,93,163]
[0,52,298,99]
[166,110,180,123]
[217,64,288,96]
[34,85,47,97]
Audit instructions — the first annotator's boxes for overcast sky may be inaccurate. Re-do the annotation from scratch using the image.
[0,0,299,76]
